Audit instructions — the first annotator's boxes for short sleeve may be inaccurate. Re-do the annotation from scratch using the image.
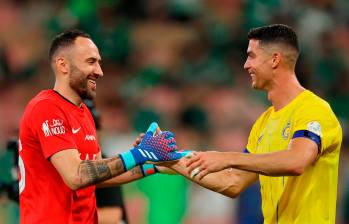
[292,104,341,154]
[31,100,77,158]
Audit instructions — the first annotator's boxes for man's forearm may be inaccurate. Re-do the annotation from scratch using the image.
[77,156,125,188]
[229,150,308,176]
[97,166,144,188]
[170,158,256,198]
[227,138,319,176]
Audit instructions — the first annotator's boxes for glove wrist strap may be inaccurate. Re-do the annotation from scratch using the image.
[120,150,137,171]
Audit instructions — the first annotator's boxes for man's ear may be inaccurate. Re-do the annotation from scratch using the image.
[271,52,281,69]
[55,57,70,75]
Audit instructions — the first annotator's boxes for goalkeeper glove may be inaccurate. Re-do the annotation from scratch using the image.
[119,122,186,171]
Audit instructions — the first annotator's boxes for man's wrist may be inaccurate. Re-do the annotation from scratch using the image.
[119,150,138,171]
[140,164,158,177]
[227,151,242,169]
[166,158,185,174]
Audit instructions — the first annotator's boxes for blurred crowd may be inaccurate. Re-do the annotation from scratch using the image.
[0,0,349,223]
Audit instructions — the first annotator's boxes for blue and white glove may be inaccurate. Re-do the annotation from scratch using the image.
[120,122,188,171]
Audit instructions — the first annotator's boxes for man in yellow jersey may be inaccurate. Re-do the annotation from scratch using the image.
[166,24,342,223]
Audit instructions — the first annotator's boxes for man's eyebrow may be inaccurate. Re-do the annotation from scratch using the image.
[247,50,254,56]
[85,57,102,62]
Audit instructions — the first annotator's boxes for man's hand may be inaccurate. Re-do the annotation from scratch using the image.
[132,123,162,147]
[186,151,231,180]
[133,123,193,163]
[120,122,189,171]
[133,133,145,147]
[133,124,192,175]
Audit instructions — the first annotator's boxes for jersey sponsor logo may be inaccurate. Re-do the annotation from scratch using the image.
[307,121,322,136]
[85,135,96,141]
[51,119,63,127]
[282,121,291,140]
[72,127,81,134]
[42,119,66,137]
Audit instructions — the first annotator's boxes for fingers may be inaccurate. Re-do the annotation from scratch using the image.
[167,137,178,150]
[156,126,162,135]
[187,159,202,175]
[169,151,186,161]
[190,167,200,178]
[161,131,174,139]
[167,149,194,162]
[177,150,193,158]
[188,160,209,180]
[158,131,178,151]
[133,133,145,147]
[186,153,201,170]
[186,153,209,178]
[146,122,159,136]
[195,169,209,180]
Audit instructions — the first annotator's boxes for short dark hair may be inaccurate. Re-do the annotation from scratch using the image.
[247,24,299,53]
[49,29,91,62]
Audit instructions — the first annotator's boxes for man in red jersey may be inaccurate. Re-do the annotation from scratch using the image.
[18,30,186,224]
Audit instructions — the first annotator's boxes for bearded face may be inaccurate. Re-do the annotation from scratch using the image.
[56,37,102,102]
[69,63,96,100]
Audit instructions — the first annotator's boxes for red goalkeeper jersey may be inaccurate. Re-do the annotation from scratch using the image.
[19,90,100,224]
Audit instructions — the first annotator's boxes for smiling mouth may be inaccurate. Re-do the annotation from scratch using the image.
[88,79,96,84]
[249,73,255,78]
[88,79,96,90]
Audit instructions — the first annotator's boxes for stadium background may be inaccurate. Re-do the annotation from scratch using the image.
[0,0,348,223]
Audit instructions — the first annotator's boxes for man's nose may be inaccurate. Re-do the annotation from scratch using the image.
[243,60,250,70]
[95,64,103,77]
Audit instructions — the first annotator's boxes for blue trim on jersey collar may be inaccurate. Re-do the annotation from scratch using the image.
[292,130,321,152]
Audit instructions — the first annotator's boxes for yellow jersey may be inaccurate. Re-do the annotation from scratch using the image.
[246,90,342,224]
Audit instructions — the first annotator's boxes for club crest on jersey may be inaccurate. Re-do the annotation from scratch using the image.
[307,121,322,136]
[282,121,291,140]
[42,119,66,137]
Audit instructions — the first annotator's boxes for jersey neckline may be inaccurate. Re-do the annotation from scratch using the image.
[49,89,85,112]
[270,90,311,119]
